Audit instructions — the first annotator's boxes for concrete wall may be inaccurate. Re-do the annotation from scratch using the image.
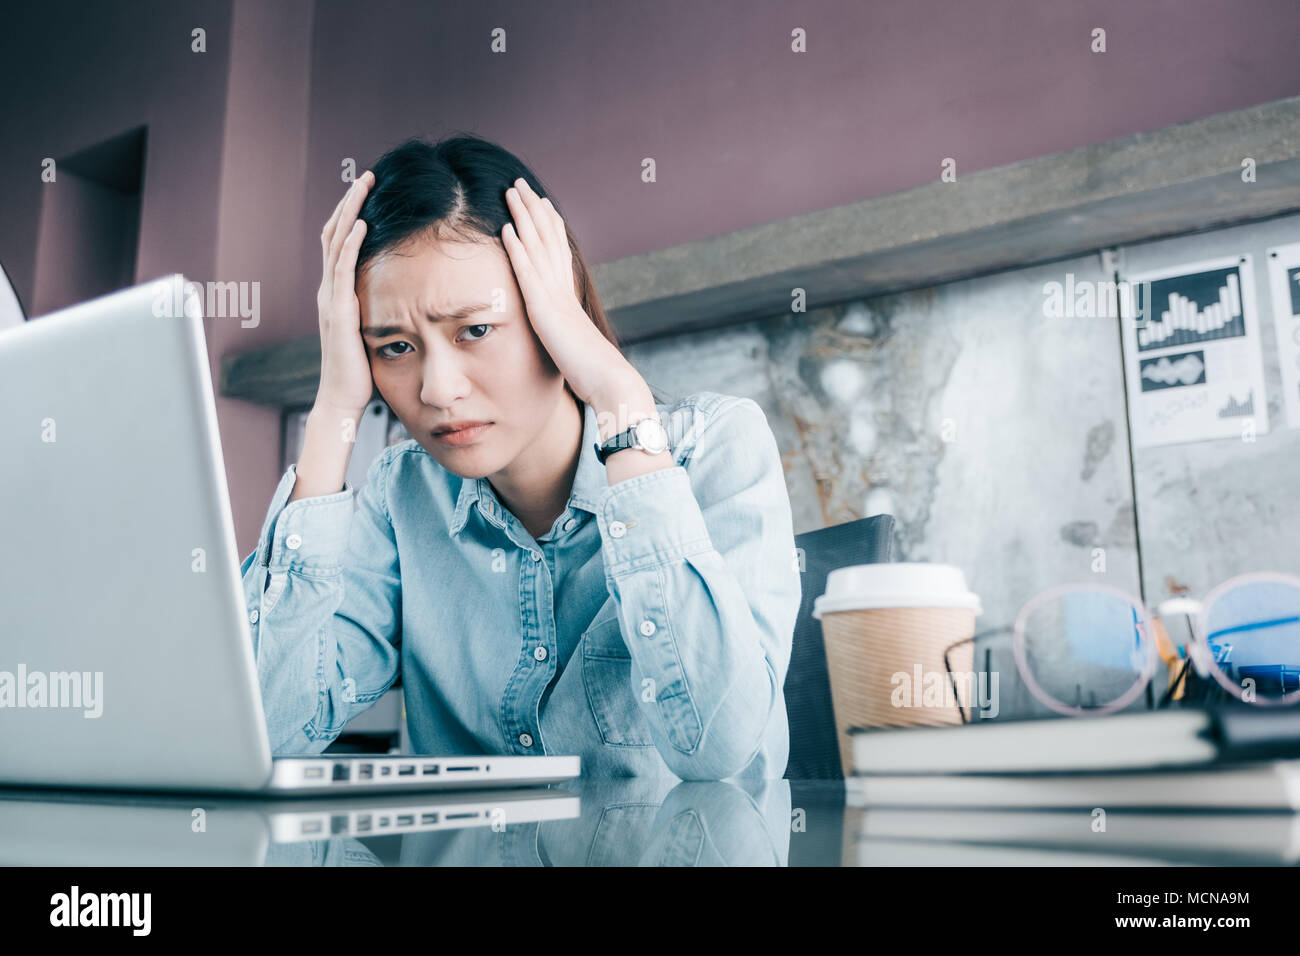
[624,212,1300,719]
[624,252,1140,718]
[1127,214,1300,606]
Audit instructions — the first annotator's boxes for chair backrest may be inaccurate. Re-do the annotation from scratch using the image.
[784,514,894,780]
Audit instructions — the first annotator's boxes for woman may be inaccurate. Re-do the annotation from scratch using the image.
[239,134,801,780]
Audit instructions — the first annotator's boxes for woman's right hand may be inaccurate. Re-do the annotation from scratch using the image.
[315,170,376,419]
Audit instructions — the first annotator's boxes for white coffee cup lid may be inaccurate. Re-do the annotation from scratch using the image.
[813,562,983,618]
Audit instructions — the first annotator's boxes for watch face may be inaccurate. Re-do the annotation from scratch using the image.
[634,418,669,454]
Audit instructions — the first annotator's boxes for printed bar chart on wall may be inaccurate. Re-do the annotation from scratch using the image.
[1120,254,1270,448]
[1265,241,1300,430]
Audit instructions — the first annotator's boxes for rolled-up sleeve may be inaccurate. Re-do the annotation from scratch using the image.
[238,450,403,753]
[594,397,800,780]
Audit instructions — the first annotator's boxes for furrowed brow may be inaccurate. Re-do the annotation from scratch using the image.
[362,301,492,338]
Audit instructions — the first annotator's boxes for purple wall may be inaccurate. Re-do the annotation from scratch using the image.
[2,0,1298,553]
[299,0,1300,276]
[0,1,231,311]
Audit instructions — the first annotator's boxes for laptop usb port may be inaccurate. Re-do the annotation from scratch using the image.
[396,815,414,826]
[421,813,439,824]
[422,764,440,775]
[398,765,415,776]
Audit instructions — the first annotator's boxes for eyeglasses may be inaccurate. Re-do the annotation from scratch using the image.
[943,572,1300,720]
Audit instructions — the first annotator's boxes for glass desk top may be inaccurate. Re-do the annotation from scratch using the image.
[0,778,1289,866]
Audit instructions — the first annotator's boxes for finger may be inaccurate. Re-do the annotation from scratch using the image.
[505,184,548,279]
[518,180,563,255]
[528,193,560,253]
[328,173,371,268]
[538,197,573,282]
[321,172,368,269]
[327,173,373,275]
[502,222,545,316]
[321,187,350,252]
[332,219,367,317]
[322,183,360,279]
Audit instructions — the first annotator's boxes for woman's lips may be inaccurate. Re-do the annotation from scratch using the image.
[432,422,493,446]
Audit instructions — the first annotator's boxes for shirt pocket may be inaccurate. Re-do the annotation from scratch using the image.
[581,613,657,748]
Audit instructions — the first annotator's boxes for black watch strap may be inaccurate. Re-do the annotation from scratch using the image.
[594,425,637,464]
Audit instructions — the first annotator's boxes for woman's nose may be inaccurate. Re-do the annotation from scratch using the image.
[420,344,472,407]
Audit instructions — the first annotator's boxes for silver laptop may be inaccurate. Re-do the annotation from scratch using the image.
[0,275,580,794]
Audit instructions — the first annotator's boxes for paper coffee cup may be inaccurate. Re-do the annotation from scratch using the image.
[813,563,982,776]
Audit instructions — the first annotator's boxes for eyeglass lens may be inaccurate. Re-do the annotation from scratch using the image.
[1203,579,1300,702]
[1018,589,1154,712]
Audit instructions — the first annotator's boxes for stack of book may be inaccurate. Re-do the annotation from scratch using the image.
[845,706,1300,865]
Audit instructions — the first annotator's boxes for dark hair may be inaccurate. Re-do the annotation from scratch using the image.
[355,133,672,406]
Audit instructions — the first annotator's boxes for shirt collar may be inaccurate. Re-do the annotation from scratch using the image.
[448,400,607,539]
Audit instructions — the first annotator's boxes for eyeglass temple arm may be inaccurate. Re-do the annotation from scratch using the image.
[943,627,1012,724]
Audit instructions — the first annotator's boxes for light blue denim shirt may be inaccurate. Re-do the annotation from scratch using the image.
[239,390,801,781]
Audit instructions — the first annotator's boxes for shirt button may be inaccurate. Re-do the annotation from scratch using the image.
[608,520,626,538]
[533,645,548,661]
[248,609,260,624]
[562,517,576,532]
[531,551,541,562]
[518,732,533,748]
[285,533,302,550]
[639,619,656,637]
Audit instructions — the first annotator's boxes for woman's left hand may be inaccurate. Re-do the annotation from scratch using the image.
[501,177,642,407]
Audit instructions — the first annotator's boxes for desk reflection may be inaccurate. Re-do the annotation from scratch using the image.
[0,777,803,867]
[6,779,1268,865]
[373,777,792,867]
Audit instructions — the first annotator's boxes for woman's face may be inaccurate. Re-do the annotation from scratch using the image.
[356,234,566,478]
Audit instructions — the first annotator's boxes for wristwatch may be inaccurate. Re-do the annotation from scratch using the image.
[594,416,670,464]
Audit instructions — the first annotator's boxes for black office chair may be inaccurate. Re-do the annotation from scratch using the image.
[784,514,895,781]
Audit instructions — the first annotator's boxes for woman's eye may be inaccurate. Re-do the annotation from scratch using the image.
[377,327,491,357]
